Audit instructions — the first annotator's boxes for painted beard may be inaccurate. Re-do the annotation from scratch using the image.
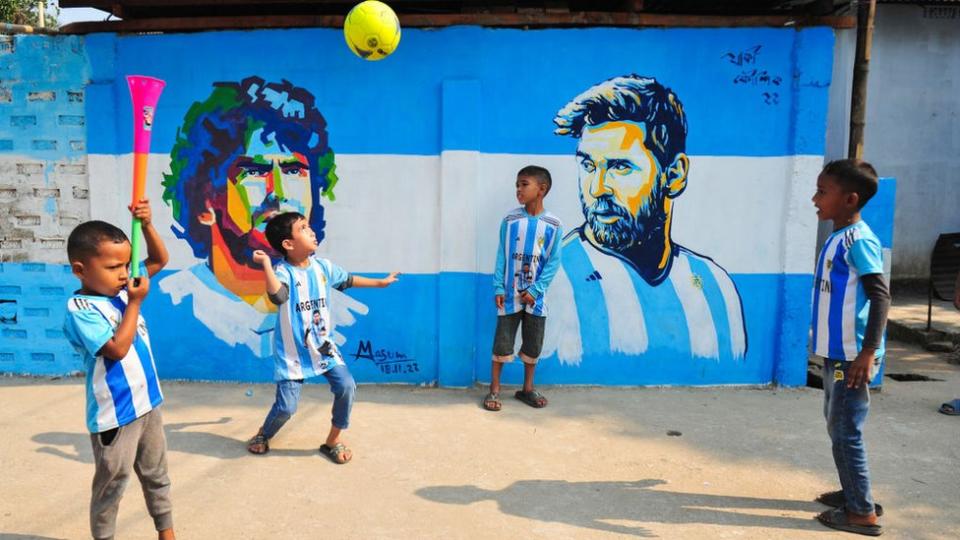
[582,194,645,251]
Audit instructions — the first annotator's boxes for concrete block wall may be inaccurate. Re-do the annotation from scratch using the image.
[0,34,90,265]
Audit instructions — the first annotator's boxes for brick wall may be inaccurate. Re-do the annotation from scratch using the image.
[0,34,90,265]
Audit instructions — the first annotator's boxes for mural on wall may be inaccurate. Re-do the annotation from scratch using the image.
[157,76,366,357]
[543,75,747,364]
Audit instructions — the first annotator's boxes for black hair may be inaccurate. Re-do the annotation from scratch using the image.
[66,221,129,262]
[517,165,553,195]
[821,159,879,209]
[264,212,306,255]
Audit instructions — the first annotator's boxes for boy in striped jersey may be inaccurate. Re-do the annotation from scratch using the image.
[484,166,563,411]
[810,159,889,537]
[63,202,175,540]
[246,212,398,463]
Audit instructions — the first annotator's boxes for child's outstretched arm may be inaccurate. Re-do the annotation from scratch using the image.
[130,199,170,277]
[99,275,150,359]
[352,272,400,288]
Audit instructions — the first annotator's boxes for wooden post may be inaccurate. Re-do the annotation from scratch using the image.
[848,0,877,159]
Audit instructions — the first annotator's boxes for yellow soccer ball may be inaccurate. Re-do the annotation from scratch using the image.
[343,1,401,61]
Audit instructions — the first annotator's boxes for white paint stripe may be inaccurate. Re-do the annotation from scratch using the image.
[541,266,582,366]
[279,267,302,380]
[815,236,840,356]
[842,267,859,360]
[87,153,823,274]
[581,246,648,355]
[122,343,153,417]
[707,262,747,358]
[671,254,719,359]
[92,359,118,432]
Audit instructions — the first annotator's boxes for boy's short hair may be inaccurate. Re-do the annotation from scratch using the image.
[67,221,129,262]
[517,165,552,195]
[264,212,306,255]
[821,159,879,209]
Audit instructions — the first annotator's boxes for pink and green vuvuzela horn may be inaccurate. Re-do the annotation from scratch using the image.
[126,76,165,279]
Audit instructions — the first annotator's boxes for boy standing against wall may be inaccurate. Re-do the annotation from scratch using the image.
[63,201,175,540]
[810,159,890,537]
[484,166,563,411]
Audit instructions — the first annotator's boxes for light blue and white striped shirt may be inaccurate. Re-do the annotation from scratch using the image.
[812,220,885,361]
[544,230,747,363]
[272,255,350,381]
[64,290,164,433]
[493,207,563,317]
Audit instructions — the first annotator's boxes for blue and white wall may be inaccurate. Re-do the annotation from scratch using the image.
[1,26,837,386]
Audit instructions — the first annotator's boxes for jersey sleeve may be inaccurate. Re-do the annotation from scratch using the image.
[323,258,351,290]
[64,301,114,357]
[493,218,507,296]
[848,236,884,276]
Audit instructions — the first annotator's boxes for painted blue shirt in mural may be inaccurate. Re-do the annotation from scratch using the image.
[63,288,164,433]
[493,207,563,317]
[272,255,350,381]
[543,230,747,363]
[811,220,885,361]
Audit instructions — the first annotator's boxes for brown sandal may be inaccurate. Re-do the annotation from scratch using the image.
[320,442,352,464]
[247,432,269,455]
[483,392,502,411]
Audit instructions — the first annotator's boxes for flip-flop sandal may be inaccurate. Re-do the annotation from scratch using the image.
[938,399,960,415]
[816,507,883,537]
[320,442,352,464]
[816,490,884,516]
[515,389,548,408]
[247,433,269,455]
[482,392,502,411]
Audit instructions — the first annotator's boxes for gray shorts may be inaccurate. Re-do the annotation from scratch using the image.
[492,311,546,364]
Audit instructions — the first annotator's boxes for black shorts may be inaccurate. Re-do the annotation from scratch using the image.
[492,311,546,364]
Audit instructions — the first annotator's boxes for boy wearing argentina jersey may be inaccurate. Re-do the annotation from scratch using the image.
[247,212,398,464]
[810,159,890,537]
[484,166,562,412]
[63,203,176,540]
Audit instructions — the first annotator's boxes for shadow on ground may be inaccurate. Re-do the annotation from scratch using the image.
[417,478,826,537]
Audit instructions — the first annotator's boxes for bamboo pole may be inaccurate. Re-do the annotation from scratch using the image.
[848,0,877,159]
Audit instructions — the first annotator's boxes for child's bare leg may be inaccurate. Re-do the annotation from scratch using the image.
[159,528,175,540]
[522,362,536,393]
[490,360,504,394]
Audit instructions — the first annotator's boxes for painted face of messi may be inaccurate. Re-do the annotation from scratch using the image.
[576,121,688,252]
[217,128,313,261]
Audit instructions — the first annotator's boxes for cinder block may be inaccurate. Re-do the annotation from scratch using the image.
[16,163,44,175]
[45,329,64,339]
[68,91,84,103]
[0,352,15,362]
[10,116,38,128]
[0,239,23,249]
[40,238,65,249]
[0,36,13,54]
[69,140,85,151]
[59,214,81,227]
[57,163,87,175]
[0,140,12,151]
[33,188,60,198]
[2,328,27,339]
[0,285,22,294]
[71,187,89,199]
[31,140,57,151]
[0,187,16,200]
[15,216,41,227]
[27,91,56,102]
[23,307,50,317]
[0,87,11,103]
[57,115,85,126]
[22,263,44,272]
[0,299,16,323]
[39,286,64,296]
[31,353,55,362]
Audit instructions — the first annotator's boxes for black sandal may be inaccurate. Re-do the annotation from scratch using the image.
[483,392,502,411]
[816,507,882,537]
[320,442,352,464]
[816,490,884,516]
[515,389,548,408]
